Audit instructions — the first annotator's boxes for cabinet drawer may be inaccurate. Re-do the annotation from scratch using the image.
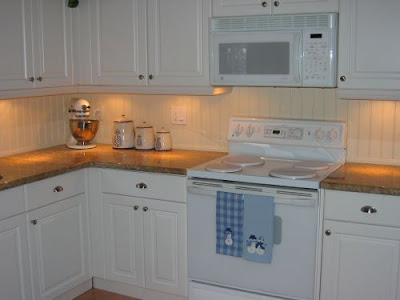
[101,169,186,202]
[324,190,400,227]
[0,186,25,220]
[25,170,86,211]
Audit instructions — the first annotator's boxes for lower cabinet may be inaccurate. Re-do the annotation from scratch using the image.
[28,194,90,300]
[102,192,187,296]
[89,168,188,298]
[0,214,32,300]
[320,190,400,300]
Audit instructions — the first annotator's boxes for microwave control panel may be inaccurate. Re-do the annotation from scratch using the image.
[302,29,336,87]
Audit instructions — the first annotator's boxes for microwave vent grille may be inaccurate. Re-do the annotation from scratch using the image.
[211,13,336,32]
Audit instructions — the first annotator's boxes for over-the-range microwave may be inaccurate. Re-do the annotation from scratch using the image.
[210,13,338,87]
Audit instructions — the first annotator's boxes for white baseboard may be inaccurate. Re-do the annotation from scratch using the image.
[93,277,188,300]
[55,279,92,300]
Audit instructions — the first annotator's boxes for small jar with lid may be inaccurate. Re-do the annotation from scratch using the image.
[135,122,155,150]
[112,115,135,149]
[155,127,172,151]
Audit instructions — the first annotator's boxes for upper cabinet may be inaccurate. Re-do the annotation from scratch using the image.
[0,0,73,92]
[212,0,338,17]
[89,0,223,94]
[337,0,400,100]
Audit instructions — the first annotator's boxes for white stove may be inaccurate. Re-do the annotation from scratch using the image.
[188,117,347,190]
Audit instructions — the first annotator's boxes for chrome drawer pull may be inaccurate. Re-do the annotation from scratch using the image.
[53,186,64,193]
[136,182,147,189]
[133,205,139,210]
[361,205,377,214]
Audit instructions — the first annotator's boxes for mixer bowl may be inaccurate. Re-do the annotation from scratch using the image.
[69,119,99,145]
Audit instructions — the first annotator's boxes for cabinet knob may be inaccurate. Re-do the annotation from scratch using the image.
[273,1,280,6]
[325,229,331,236]
[149,74,154,80]
[31,220,37,225]
[340,76,346,82]
[53,186,64,193]
[143,206,148,212]
[133,205,139,210]
[28,77,35,82]
[136,182,147,189]
[138,74,144,80]
[261,1,268,7]
[361,205,377,214]
[36,76,43,82]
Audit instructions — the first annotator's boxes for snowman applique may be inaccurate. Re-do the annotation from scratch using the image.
[224,228,234,246]
[246,235,257,254]
[255,236,266,255]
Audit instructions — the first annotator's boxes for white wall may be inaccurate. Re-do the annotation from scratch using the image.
[1,88,400,166]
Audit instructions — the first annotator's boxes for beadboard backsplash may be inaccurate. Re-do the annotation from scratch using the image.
[1,87,400,165]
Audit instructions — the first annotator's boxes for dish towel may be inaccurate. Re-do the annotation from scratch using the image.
[242,194,275,263]
[216,191,244,257]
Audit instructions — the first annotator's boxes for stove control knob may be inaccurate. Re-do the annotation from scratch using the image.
[314,128,325,141]
[233,124,244,137]
[328,128,339,142]
[246,125,255,137]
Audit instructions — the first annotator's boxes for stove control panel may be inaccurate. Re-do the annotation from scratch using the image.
[228,118,347,148]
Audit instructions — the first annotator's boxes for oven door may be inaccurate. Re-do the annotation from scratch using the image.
[187,179,319,300]
[210,31,302,87]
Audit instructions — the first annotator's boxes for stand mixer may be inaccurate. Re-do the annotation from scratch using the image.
[66,99,99,149]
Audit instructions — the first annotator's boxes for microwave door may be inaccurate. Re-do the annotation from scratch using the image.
[211,31,302,86]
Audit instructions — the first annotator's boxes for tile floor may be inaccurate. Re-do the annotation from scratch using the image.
[74,288,139,300]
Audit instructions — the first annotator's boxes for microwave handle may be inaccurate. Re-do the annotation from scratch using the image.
[294,33,302,84]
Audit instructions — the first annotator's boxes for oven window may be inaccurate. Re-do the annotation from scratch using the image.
[219,42,290,75]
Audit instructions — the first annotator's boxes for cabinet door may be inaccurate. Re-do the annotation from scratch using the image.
[0,215,32,300]
[103,193,145,287]
[32,0,73,87]
[212,0,271,16]
[271,0,338,14]
[0,0,34,90]
[143,199,187,296]
[90,0,147,85]
[28,194,90,300]
[321,220,400,300]
[147,0,211,86]
[338,0,400,92]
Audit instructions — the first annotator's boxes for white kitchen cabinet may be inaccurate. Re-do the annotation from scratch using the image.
[90,0,211,89]
[320,190,400,300]
[0,0,73,91]
[90,169,187,298]
[212,0,338,17]
[337,0,400,100]
[28,193,90,300]
[0,214,32,300]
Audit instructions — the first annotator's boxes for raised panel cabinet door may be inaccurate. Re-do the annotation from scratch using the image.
[0,214,32,300]
[90,0,147,85]
[321,220,400,300]
[0,0,34,90]
[338,0,400,91]
[102,193,145,287]
[32,0,73,87]
[271,0,338,14]
[147,0,211,86]
[212,0,271,16]
[28,194,90,300]
[143,199,187,296]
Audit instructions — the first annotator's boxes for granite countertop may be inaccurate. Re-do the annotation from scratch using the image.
[321,163,400,196]
[0,144,226,191]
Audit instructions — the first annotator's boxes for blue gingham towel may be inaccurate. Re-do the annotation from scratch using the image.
[216,191,244,257]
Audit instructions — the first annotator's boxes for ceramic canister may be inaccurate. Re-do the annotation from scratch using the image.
[135,122,155,150]
[112,115,135,148]
[155,127,172,151]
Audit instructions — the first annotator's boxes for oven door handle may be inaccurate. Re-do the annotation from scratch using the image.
[188,186,317,207]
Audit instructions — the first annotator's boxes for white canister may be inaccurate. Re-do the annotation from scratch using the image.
[135,122,155,150]
[112,115,135,149]
[155,127,172,151]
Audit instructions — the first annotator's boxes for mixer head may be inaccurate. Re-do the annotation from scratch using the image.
[69,98,91,119]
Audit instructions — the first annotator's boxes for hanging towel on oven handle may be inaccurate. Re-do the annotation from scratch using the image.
[242,194,275,263]
[216,191,244,257]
